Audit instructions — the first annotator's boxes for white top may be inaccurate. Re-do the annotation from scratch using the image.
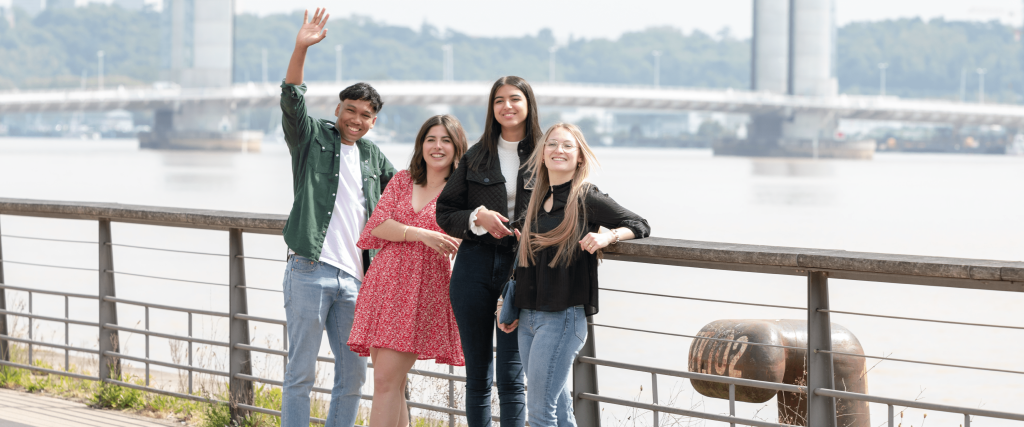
[319,142,367,281]
[469,135,521,236]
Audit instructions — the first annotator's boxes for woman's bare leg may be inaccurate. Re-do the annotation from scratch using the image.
[369,348,417,427]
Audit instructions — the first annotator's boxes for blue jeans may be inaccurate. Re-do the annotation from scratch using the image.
[449,241,526,427]
[281,255,367,427]
[518,306,587,427]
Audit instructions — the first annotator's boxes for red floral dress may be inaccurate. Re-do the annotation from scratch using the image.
[347,170,464,366]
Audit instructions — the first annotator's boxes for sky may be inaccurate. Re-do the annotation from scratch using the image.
[3,0,1023,41]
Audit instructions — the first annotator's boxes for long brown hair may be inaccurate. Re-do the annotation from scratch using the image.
[517,123,600,268]
[408,115,468,185]
[467,76,542,172]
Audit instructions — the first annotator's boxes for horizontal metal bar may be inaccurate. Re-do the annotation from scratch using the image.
[601,287,805,311]
[234,313,285,325]
[590,323,805,351]
[0,334,99,354]
[578,392,796,427]
[107,242,228,257]
[103,378,228,406]
[236,345,467,383]
[103,324,229,347]
[0,234,95,244]
[407,367,466,383]
[104,351,228,377]
[818,350,1024,375]
[235,343,287,358]
[104,296,229,317]
[577,356,806,394]
[0,309,99,327]
[819,308,1024,330]
[815,388,1024,421]
[0,360,100,381]
[235,403,327,425]
[235,255,286,263]
[105,270,229,287]
[235,285,283,293]
[0,259,97,272]
[0,283,98,299]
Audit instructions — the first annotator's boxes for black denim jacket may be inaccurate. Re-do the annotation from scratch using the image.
[436,139,535,247]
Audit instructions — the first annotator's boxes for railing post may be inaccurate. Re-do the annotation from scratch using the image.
[573,315,601,426]
[807,271,837,427]
[98,219,120,381]
[0,214,8,362]
[228,228,253,423]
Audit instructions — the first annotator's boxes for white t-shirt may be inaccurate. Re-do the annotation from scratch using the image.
[469,135,521,235]
[319,142,367,282]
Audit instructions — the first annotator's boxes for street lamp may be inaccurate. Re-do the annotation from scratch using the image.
[442,44,453,82]
[976,68,986,103]
[97,50,104,91]
[959,67,967,102]
[335,45,343,83]
[877,62,888,96]
[549,46,558,83]
[261,49,268,84]
[652,50,661,87]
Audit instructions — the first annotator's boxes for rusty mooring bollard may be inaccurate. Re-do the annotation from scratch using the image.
[687,319,869,427]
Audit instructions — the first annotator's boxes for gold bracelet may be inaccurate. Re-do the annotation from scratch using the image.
[403,225,410,242]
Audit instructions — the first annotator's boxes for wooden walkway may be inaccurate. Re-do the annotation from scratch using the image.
[0,388,180,427]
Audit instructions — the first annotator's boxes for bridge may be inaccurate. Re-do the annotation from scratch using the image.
[3,81,1024,128]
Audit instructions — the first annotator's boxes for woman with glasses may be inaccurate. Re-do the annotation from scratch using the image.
[500,123,650,426]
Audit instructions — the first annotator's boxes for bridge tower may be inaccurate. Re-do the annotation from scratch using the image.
[143,0,261,151]
[719,0,873,158]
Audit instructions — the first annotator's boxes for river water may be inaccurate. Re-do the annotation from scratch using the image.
[1,137,1022,426]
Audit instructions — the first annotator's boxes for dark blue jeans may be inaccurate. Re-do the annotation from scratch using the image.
[450,240,526,427]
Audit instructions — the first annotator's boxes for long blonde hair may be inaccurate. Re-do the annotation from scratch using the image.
[517,123,600,268]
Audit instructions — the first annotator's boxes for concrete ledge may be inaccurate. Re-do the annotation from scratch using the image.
[3,198,1023,285]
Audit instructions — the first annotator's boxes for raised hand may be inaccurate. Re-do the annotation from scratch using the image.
[295,8,330,48]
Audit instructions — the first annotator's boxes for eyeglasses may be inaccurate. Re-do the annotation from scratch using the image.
[544,141,578,151]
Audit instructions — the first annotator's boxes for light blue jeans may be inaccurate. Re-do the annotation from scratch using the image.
[281,255,367,427]
[518,306,587,427]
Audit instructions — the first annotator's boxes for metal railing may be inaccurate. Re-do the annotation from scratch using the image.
[1,197,1023,426]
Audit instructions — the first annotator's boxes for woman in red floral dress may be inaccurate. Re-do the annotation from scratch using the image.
[348,115,469,427]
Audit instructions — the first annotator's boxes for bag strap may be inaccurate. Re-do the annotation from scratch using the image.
[500,242,520,296]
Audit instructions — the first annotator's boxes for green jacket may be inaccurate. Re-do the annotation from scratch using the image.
[280,82,397,267]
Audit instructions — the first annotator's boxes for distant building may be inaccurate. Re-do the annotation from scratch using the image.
[160,0,234,88]
[114,0,146,11]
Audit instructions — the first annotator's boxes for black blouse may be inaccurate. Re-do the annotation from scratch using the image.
[513,181,650,316]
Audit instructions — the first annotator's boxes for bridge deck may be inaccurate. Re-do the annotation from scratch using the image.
[0,388,180,427]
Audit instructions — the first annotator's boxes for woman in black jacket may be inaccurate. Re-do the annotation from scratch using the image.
[435,76,542,426]
[501,123,649,426]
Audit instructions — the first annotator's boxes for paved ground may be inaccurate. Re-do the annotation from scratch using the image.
[0,388,182,427]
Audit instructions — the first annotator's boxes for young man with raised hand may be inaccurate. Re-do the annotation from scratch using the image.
[278,8,396,427]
